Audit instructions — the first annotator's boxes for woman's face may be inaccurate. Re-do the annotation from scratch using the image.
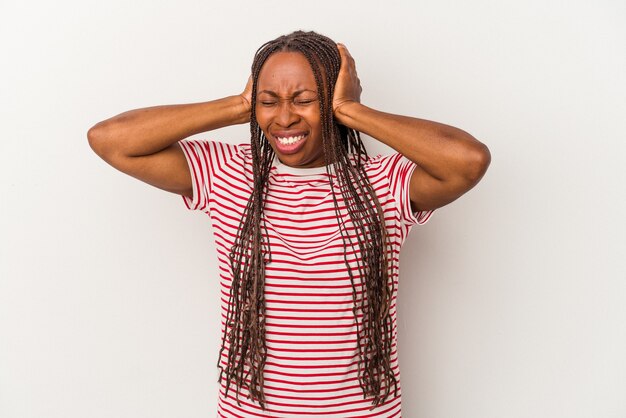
[255,51,324,168]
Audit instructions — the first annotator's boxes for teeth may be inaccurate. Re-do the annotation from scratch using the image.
[276,135,305,145]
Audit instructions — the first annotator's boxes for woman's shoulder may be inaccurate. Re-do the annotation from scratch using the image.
[182,139,252,161]
[350,151,404,172]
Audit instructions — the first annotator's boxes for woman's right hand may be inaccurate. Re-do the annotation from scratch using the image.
[239,75,253,120]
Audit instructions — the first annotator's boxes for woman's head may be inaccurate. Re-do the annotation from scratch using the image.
[249,31,345,168]
[254,51,324,167]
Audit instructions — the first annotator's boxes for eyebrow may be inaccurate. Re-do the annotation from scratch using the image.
[257,89,317,98]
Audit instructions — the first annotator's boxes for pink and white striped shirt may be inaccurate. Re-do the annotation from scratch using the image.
[179,139,433,418]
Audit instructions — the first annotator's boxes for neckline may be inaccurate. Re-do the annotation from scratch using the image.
[273,155,334,176]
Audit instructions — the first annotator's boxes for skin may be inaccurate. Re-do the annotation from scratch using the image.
[255,52,324,168]
[87,44,490,212]
[331,44,491,211]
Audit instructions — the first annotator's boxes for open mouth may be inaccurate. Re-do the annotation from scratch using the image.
[276,134,306,146]
[273,132,308,154]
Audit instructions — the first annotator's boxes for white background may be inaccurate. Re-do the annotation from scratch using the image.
[1,1,625,417]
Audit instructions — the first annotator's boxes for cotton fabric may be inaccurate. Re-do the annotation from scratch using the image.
[180,139,433,417]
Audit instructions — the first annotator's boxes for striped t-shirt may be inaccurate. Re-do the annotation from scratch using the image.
[179,139,433,418]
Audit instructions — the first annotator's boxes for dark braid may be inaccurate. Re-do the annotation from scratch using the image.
[218,30,398,410]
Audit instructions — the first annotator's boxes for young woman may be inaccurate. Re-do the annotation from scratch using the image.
[88,30,490,417]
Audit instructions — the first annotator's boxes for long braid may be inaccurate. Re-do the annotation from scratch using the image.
[218,41,278,407]
[218,30,398,410]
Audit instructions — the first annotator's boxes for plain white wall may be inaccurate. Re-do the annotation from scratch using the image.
[1,0,625,417]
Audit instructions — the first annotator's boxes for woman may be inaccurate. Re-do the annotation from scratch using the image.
[88,30,490,417]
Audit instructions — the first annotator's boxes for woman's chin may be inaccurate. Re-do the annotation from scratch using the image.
[275,150,325,169]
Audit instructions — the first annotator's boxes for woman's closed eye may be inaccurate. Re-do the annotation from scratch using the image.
[294,98,316,106]
[259,98,317,107]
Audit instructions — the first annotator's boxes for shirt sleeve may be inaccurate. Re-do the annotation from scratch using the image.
[178,139,240,213]
[375,152,434,227]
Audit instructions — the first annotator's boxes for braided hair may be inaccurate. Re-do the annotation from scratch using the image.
[218,30,398,410]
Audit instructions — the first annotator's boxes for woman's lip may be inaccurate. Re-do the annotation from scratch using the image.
[272,133,308,155]
[272,131,308,137]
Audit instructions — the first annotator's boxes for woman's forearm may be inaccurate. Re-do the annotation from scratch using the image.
[335,102,490,184]
[88,95,250,158]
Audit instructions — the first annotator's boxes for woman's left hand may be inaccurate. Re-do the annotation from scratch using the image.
[333,43,362,118]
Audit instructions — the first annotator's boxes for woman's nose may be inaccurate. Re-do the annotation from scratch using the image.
[275,101,299,127]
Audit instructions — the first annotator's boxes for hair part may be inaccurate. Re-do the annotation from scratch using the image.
[218,30,397,410]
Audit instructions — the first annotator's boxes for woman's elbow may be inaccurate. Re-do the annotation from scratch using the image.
[87,120,118,159]
[87,122,105,153]
[466,142,491,184]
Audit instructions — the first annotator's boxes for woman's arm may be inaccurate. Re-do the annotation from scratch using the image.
[87,80,252,197]
[333,44,491,212]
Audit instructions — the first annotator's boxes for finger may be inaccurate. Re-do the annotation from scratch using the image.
[336,43,348,63]
[337,43,354,60]
[337,44,356,71]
